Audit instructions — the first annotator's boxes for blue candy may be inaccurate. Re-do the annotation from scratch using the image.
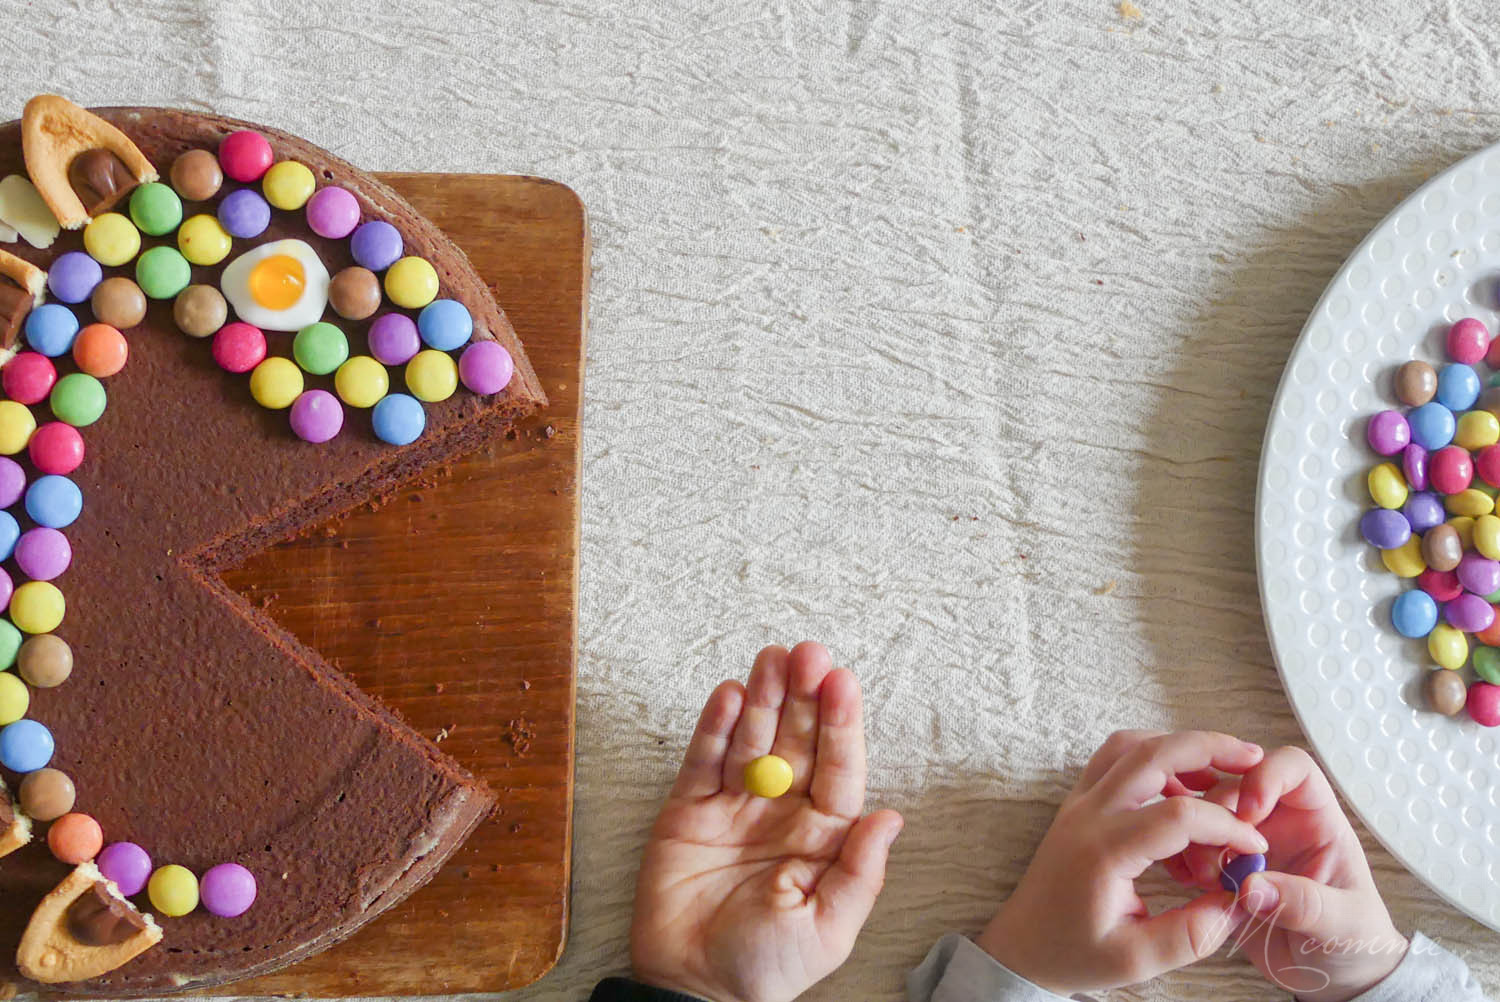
[25,475,81,529]
[0,511,18,564]
[417,299,473,351]
[372,393,426,446]
[1437,363,1481,412]
[1403,491,1446,533]
[1220,852,1267,893]
[23,304,79,358]
[1392,589,1440,638]
[0,718,52,772]
[1409,402,1456,450]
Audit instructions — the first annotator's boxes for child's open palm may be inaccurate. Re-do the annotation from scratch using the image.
[629,642,903,1002]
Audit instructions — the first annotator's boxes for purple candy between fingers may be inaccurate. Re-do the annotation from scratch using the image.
[1403,443,1429,492]
[1360,508,1411,550]
[1458,553,1500,596]
[200,862,257,917]
[1368,410,1411,455]
[97,841,152,896]
[1220,852,1267,892]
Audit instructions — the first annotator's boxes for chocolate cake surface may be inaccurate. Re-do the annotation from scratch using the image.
[0,106,547,993]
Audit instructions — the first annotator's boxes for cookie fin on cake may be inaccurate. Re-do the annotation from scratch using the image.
[22,95,158,229]
[18,863,162,984]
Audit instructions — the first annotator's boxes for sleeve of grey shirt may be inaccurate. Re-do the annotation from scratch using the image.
[1346,932,1490,1002]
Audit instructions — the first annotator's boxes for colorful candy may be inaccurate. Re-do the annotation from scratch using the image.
[1448,318,1492,365]
[305,186,360,239]
[1392,590,1439,637]
[29,422,84,476]
[0,512,19,562]
[135,246,192,300]
[212,322,268,374]
[200,863,257,917]
[128,182,183,236]
[18,768,73,820]
[1396,360,1438,406]
[1470,682,1500,726]
[0,673,28,726]
[11,580,64,633]
[405,349,457,402]
[97,842,153,897]
[333,356,389,409]
[177,213,233,266]
[350,220,402,271]
[1430,446,1473,494]
[82,213,140,267]
[385,256,439,309]
[16,528,71,581]
[219,130,274,183]
[288,389,344,443]
[18,634,72,688]
[1475,646,1500,685]
[292,322,349,375]
[1438,364,1482,412]
[743,754,794,798]
[1448,488,1495,517]
[1368,409,1411,455]
[417,299,473,351]
[0,402,37,456]
[328,266,381,320]
[1408,402,1456,449]
[25,303,79,357]
[50,372,107,427]
[262,160,316,210]
[3,352,57,405]
[249,357,304,410]
[173,285,229,339]
[1457,410,1500,450]
[1426,668,1469,715]
[24,475,81,530]
[1368,462,1408,509]
[1219,852,1266,892]
[0,460,24,509]
[368,313,420,365]
[1447,593,1496,632]
[1404,492,1444,531]
[170,148,223,202]
[0,718,53,771]
[0,621,21,671]
[459,341,514,395]
[1360,508,1410,549]
[371,393,425,445]
[47,812,102,865]
[47,252,101,304]
[90,277,147,329]
[72,323,128,378]
[217,188,271,239]
[148,864,199,917]
[1429,623,1469,670]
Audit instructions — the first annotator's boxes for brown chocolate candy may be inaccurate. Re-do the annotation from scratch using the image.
[66,883,147,947]
[1425,668,1468,716]
[329,266,381,320]
[170,148,223,202]
[1422,523,1463,572]
[0,275,33,350]
[90,277,147,330]
[1395,360,1438,408]
[19,634,72,688]
[67,149,139,216]
[173,284,228,338]
[19,768,75,822]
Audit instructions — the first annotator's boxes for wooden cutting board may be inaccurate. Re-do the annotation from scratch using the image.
[213,174,587,996]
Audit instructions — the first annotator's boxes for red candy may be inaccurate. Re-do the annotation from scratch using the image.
[2,352,56,405]
[212,322,267,374]
[1478,445,1500,487]
[1430,445,1474,495]
[219,130,274,183]
[1419,568,1464,602]
[1470,682,1500,727]
[28,423,83,476]
[1448,317,1491,365]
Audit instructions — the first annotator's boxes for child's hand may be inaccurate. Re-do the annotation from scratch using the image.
[1169,747,1407,1002]
[973,730,1269,996]
[628,642,903,1002]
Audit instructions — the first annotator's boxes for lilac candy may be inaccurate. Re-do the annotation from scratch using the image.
[1404,491,1446,533]
[46,252,102,304]
[305,187,359,239]
[14,527,70,581]
[350,220,402,272]
[200,862,257,917]
[1359,508,1411,549]
[0,567,12,614]
[1458,553,1500,596]
[0,457,25,510]
[1403,443,1429,492]
[367,313,420,365]
[218,188,271,239]
[1367,409,1411,455]
[97,841,152,896]
[288,389,343,443]
[1447,592,1497,633]
[1220,852,1267,892]
[458,340,514,395]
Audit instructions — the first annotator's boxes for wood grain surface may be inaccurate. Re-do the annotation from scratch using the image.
[213,173,587,997]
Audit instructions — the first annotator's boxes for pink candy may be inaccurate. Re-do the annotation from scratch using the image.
[1448,318,1491,365]
[1430,445,1474,494]
[212,322,267,374]
[28,423,84,476]
[1470,682,1500,726]
[219,130,274,183]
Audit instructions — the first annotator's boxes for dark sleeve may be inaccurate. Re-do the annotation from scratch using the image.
[590,977,713,1002]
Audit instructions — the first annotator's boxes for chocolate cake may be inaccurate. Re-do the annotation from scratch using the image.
[0,99,547,993]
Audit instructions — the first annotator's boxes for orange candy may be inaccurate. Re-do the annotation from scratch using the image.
[1477,609,1500,647]
[47,811,102,864]
[72,323,128,378]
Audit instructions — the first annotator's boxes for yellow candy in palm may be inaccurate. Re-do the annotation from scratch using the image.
[744,754,794,799]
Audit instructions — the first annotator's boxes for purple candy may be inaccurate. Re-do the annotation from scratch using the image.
[1458,553,1500,596]
[1220,852,1267,892]
[350,220,403,272]
[367,313,420,365]
[288,389,344,443]
[217,188,271,239]
[97,841,152,896]
[0,458,25,510]
[458,340,514,395]
[14,527,70,581]
[1447,592,1497,632]
[1360,508,1411,549]
[1404,491,1446,533]
[1403,443,1429,492]
[46,252,102,304]
[305,187,359,239]
[1368,410,1411,455]
[200,862,257,917]
[0,567,12,614]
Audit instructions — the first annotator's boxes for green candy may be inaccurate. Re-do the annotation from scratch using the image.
[292,322,349,376]
[50,372,107,427]
[0,620,21,671]
[128,182,183,236]
[1476,646,1500,685]
[1486,586,1500,604]
[135,246,192,300]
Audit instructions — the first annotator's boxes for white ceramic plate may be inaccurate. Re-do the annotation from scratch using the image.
[1257,143,1500,930]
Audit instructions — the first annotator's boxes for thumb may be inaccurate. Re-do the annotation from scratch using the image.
[813,809,903,935]
[1118,890,1244,976]
[1241,871,1365,940]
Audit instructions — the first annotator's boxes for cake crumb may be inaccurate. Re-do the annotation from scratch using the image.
[510,823,522,834]
[1094,579,1118,595]
[434,682,445,694]
[505,717,536,756]
[1118,0,1143,19]
[520,679,531,691]
[543,424,556,439]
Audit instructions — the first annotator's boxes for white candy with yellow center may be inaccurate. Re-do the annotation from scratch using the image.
[219,239,330,331]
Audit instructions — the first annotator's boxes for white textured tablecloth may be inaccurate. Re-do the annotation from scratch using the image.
[5,1,1500,999]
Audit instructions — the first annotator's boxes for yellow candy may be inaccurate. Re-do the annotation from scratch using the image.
[743,754,794,798]
[385,256,438,309]
[262,161,316,210]
[334,355,389,409]
[1429,623,1469,671]
[1381,536,1426,578]
[1368,462,1408,510]
[11,582,64,635]
[148,864,199,917]
[1472,481,1500,499]
[405,349,457,402]
[0,402,34,456]
[0,673,28,726]
[1458,411,1500,451]
[82,212,141,267]
[1447,488,1495,518]
[1450,516,1477,550]
[1477,515,1500,560]
[177,214,233,266]
[249,357,304,410]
